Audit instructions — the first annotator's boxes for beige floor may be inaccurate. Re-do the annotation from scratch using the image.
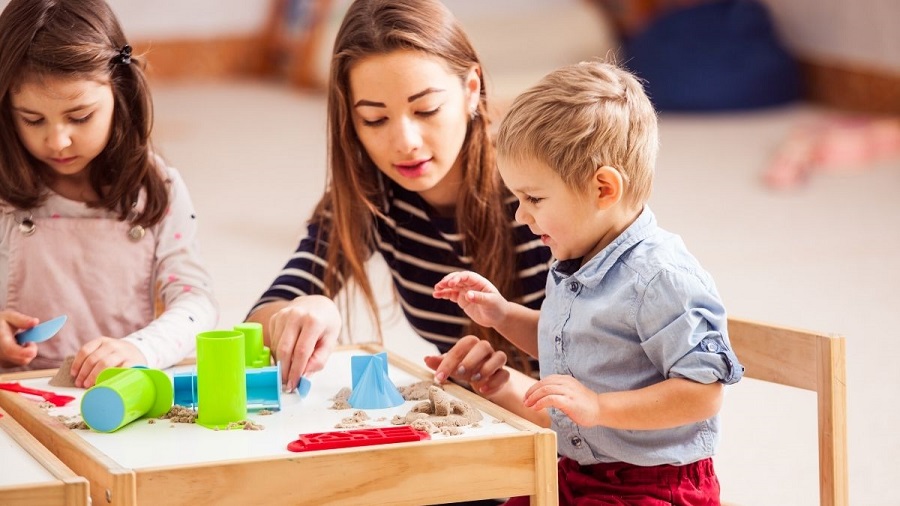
[150,78,898,506]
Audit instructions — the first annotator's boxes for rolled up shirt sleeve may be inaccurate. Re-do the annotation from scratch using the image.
[637,268,744,385]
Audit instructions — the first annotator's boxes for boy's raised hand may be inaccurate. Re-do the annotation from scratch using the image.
[424,335,510,395]
[523,374,602,427]
[433,271,508,329]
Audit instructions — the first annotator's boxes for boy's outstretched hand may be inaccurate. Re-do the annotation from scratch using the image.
[433,271,509,329]
[424,335,510,396]
[524,374,602,427]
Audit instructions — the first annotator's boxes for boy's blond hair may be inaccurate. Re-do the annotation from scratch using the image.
[497,61,659,208]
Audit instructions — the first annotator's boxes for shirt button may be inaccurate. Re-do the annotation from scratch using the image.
[569,281,578,292]
[555,335,562,344]
[706,341,719,352]
[570,436,583,447]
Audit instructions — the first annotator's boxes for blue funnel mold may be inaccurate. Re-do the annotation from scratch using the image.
[348,352,404,409]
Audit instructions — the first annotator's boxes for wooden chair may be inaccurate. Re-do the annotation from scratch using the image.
[727,317,849,506]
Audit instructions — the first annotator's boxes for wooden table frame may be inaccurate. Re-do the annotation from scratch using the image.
[0,345,558,505]
[0,406,89,505]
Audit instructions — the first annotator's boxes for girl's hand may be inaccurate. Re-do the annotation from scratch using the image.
[268,295,341,392]
[424,335,510,396]
[523,374,602,427]
[71,337,146,388]
[433,271,508,329]
[0,310,39,368]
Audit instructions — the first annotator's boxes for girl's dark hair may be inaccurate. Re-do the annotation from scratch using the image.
[0,0,167,227]
[320,0,525,366]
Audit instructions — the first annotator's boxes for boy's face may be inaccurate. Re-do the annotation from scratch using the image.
[11,75,114,183]
[499,157,612,262]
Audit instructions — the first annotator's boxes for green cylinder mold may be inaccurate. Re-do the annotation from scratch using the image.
[81,367,172,433]
[234,322,271,368]
[196,330,247,429]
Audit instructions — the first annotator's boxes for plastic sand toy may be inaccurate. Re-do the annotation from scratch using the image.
[234,322,271,368]
[287,426,430,452]
[81,367,173,432]
[348,352,404,409]
[195,330,247,429]
[173,363,282,410]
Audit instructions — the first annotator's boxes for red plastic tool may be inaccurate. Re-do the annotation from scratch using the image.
[287,425,430,452]
[0,382,75,407]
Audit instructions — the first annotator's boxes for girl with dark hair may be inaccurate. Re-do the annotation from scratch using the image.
[0,0,217,387]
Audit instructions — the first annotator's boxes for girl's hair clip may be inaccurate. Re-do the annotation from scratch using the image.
[114,44,132,65]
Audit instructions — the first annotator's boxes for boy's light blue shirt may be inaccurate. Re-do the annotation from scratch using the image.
[538,206,743,467]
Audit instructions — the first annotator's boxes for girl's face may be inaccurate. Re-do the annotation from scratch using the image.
[10,75,114,186]
[349,50,480,214]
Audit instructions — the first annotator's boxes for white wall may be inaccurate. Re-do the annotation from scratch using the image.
[107,0,900,73]
[0,0,268,38]
[3,1,898,72]
[106,0,267,39]
[758,0,900,71]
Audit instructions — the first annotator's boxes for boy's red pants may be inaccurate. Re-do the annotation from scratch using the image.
[505,456,720,505]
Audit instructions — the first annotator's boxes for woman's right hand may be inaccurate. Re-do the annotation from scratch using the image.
[0,310,39,368]
[266,295,342,392]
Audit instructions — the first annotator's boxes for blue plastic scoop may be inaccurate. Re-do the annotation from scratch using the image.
[16,315,67,345]
[297,376,311,398]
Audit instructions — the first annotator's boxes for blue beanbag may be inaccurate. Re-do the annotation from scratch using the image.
[624,0,801,111]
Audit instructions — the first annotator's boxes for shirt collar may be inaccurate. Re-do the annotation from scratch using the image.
[551,206,657,286]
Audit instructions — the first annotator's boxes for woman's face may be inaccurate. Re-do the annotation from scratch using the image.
[349,50,480,214]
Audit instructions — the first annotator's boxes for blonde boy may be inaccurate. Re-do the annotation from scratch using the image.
[433,61,743,504]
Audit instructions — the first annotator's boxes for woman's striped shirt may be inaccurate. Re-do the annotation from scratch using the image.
[251,181,552,354]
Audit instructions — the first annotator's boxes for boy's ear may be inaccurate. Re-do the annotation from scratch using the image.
[593,165,624,210]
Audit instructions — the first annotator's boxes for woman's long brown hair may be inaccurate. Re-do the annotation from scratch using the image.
[320,0,525,366]
[0,0,166,227]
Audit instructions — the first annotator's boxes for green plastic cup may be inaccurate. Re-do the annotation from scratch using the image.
[81,367,173,433]
[196,330,247,429]
[234,322,271,368]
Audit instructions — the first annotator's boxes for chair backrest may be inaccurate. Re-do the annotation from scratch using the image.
[727,317,848,506]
